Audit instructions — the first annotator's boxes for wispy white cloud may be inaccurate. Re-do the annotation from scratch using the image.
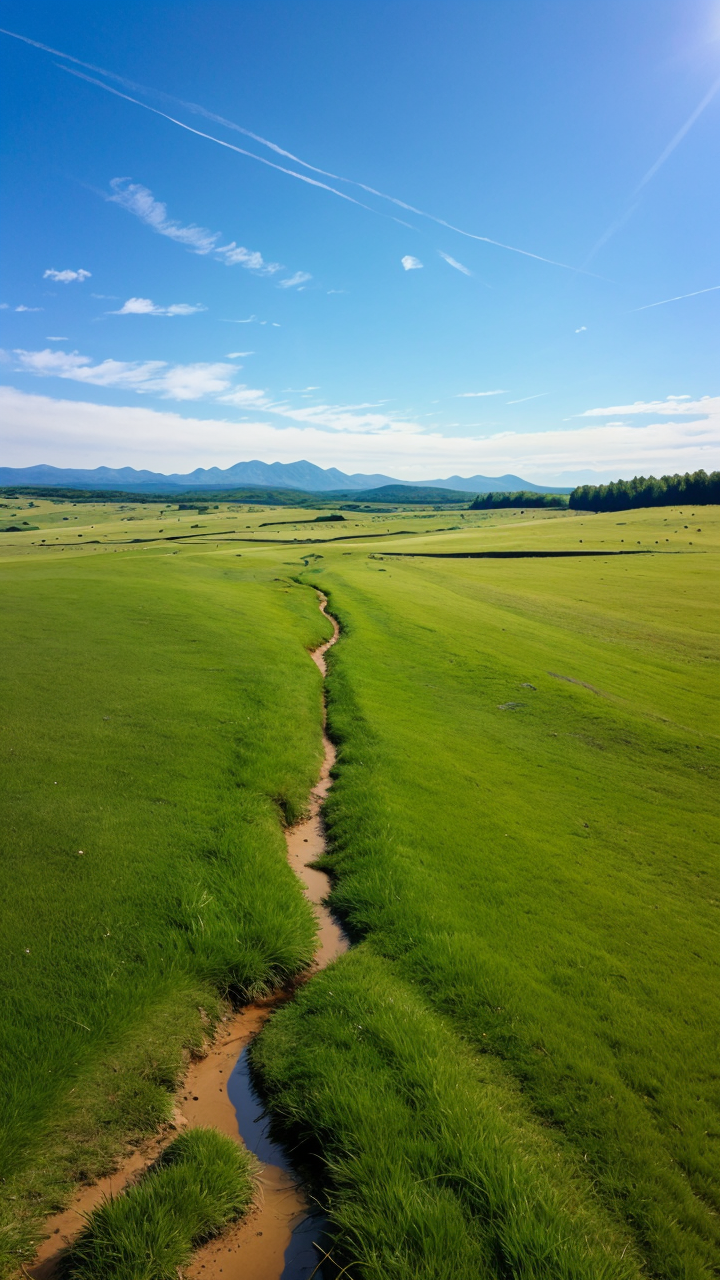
[7,346,235,400]
[108,178,220,253]
[632,284,720,312]
[217,383,419,435]
[576,395,718,418]
[401,256,423,271]
[575,326,587,333]
[216,243,281,272]
[216,386,269,407]
[43,268,91,283]
[46,336,69,341]
[278,271,312,289]
[0,303,8,309]
[507,393,548,404]
[456,390,507,398]
[227,351,254,358]
[439,251,471,275]
[15,305,43,312]
[3,384,718,478]
[108,179,285,275]
[110,297,207,316]
[263,400,420,434]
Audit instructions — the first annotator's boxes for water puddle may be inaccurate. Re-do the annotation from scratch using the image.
[29,593,347,1280]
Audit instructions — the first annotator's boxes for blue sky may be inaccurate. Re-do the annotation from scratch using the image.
[1,1,719,483]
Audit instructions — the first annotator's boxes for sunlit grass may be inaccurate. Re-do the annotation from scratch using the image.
[0,547,330,1271]
[256,504,720,1278]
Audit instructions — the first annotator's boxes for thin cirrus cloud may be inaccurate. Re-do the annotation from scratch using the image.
[456,390,507,398]
[246,398,422,434]
[110,297,207,316]
[15,305,43,312]
[401,256,423,271]
[7,346,236,401]
[507,393,548,404]
[278,272,312,289]
[43,268,91,283]
[439,251,471,276]
[47,336,69,341]
[216,384,416,434]
[107,178,310,286]
[226,351,254,358]
[576,395,718,418]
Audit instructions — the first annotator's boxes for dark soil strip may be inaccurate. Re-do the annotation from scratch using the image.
[47,530,421,548]
[212,530,420,545]
[382,549,655,559]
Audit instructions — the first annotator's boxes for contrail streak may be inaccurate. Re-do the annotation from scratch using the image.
[2,24,586,273]
[632,283,720,311]
[174,98,582,270]
[633,75,720,194]
[59,67,375,212]
[584,73,720,265]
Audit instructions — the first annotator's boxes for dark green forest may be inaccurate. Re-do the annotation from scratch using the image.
[570,469,720,512]
[468,490,568,509]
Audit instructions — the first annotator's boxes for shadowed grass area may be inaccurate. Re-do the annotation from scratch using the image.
[255,505,720,1279]
[0,548,330,1272]
[59,1128,254,1280]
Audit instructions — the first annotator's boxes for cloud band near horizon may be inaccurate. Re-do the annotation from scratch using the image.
[1,385,717,482]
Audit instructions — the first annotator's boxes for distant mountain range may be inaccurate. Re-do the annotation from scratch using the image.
[0,460,573,494]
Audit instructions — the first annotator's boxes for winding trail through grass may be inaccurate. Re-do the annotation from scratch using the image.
[28,592,347,1280]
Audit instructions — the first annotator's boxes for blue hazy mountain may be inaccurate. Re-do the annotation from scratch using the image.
[0,460,572,494]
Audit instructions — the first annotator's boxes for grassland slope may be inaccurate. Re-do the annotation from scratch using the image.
[255,505,720,1279]
[0,544,331,1272]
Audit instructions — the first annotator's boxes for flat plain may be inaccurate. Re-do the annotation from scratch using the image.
[1,496,718,1278]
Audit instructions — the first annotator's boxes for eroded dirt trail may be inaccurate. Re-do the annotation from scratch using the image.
[28,593,347,1280]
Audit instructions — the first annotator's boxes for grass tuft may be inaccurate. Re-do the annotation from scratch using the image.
[58,1128,254,1280]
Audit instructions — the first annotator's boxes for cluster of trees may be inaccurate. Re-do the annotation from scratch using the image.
[469,491,568,510]
[570,469,720,512]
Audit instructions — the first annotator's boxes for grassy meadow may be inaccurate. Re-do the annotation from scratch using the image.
[255,502,720,1279]
[0,504,333,1270]
[1,496,718,1278]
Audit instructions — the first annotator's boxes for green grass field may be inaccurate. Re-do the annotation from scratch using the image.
[1,498,718,1278]
[0,522,331,1269]
[255,503,720,1279]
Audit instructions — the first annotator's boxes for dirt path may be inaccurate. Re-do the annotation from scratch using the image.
[27,592,347,1280]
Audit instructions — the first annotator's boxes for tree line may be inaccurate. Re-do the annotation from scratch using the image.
[569,469,720,512]
[469,491,568,510]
